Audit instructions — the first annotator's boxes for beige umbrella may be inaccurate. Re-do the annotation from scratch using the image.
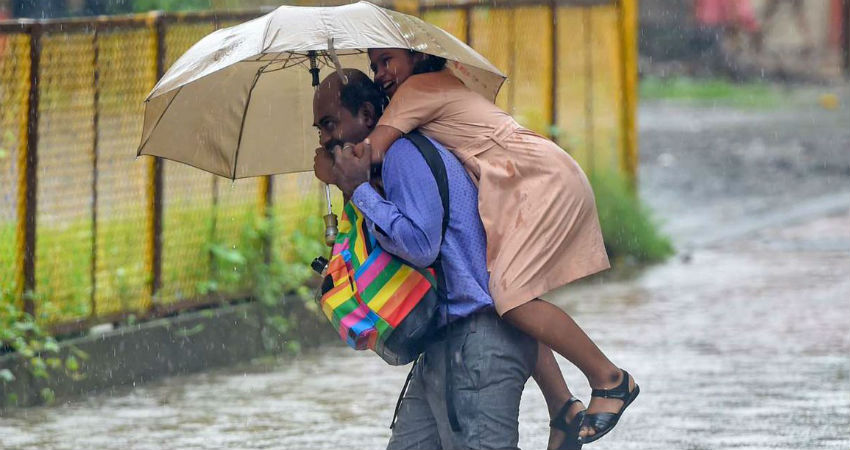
[137,1,506,180]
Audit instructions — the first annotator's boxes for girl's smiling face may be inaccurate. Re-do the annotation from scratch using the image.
[368,48,425,98]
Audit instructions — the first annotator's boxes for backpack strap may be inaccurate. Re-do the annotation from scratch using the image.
[403,131,450,237]
[401,131,462,433]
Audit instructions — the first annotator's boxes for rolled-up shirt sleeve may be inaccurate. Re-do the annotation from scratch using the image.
[349,140,444,268]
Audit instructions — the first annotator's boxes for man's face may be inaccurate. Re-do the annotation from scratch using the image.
[312,82,372,152]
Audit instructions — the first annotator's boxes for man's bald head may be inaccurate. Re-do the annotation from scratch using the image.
[312,68,386,152]
[315,68,386,117]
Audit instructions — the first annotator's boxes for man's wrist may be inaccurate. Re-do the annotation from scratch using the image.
[343,180,369,199]
[339,169,370,197]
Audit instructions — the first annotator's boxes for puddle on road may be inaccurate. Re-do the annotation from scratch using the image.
[2,246,848,450]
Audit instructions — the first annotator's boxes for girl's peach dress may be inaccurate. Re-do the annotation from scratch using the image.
[378,70,610,314]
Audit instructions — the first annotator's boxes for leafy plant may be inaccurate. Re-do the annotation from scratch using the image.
[1,289,87,406]
[590,171,674,263]
[202,210,326,353]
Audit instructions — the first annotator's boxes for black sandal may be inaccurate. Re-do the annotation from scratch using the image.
[549,397,585,450]
[580,369,640,444]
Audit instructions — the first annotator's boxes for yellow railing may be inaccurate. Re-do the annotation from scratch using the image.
[0,1,637,332]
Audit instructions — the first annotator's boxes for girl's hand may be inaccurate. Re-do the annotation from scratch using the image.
[313,147,336,185]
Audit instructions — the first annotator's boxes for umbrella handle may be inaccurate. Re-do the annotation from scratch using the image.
[327,37,349,85]
[323,183,338,246]
[324,213,338,247]
[308,50,320,87]
[324,183,333,215]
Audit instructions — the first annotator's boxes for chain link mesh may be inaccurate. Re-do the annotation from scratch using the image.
[35,31,96,324]
[159,22,220,305]
[94,27,156,318]
[586,5,623,174]
[421,9,467,41]
[507,6,553,136]
[556,6,591,166]
[468,7,554,135]
[469,7,513,112]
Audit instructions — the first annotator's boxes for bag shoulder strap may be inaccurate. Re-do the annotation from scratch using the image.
[402,131,462,433]
[403,131,450,238]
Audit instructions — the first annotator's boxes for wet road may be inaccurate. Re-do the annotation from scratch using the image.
[2,220,847,449]
[2,98,849,449]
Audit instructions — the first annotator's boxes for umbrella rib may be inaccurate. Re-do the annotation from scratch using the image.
[137,86,185,156]
[262,28,281,54]
[232,62,273,180]
[259,13,274,54]
[259,52,295,74]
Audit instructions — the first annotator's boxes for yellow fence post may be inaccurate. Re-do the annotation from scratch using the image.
[258,177,270,217]
[90,28,100,320]
[14,30,28,307]
[258,175,272,265]
[583,8,594,174]
[144,11,165,313]
[618,0,639,189]
[15,24,39,317]
[550,0,558,142]
[393,0,419,16]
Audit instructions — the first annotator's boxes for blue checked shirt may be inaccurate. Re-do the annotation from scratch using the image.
[350,135,493,324]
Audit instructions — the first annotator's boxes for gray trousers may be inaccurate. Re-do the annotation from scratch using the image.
[387,309,537,450]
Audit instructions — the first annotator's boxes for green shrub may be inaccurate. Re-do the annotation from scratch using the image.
[202,208,325,353]
[1,288,87,406]
[590,171,674,263]
[207,211,324,306]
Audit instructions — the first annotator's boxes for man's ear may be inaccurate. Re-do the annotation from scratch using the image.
[358,102,377,129]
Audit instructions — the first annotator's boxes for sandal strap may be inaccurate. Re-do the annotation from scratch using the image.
[590,369,631,401]
[549,397,584,430]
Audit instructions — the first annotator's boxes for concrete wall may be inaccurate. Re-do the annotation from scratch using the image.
[0,298,335,410]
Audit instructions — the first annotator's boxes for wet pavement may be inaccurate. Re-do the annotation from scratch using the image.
[638,88,850,247]
[1,96,849,449]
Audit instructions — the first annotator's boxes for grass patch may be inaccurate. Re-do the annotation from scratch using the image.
[640,76,783,108]
[590,171,674,263]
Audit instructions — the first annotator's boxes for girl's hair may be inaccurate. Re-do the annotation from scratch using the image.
[411,51,447,74]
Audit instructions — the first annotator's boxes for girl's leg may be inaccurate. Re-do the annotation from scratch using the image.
[533,342,583,449]
[503,299,636,439]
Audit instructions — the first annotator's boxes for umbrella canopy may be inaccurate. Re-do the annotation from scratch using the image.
[137,1,506,179]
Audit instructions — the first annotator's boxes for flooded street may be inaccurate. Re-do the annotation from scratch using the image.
[2,98,849,449]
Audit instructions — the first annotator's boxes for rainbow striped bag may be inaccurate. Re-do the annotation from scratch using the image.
[317,132,449,366]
